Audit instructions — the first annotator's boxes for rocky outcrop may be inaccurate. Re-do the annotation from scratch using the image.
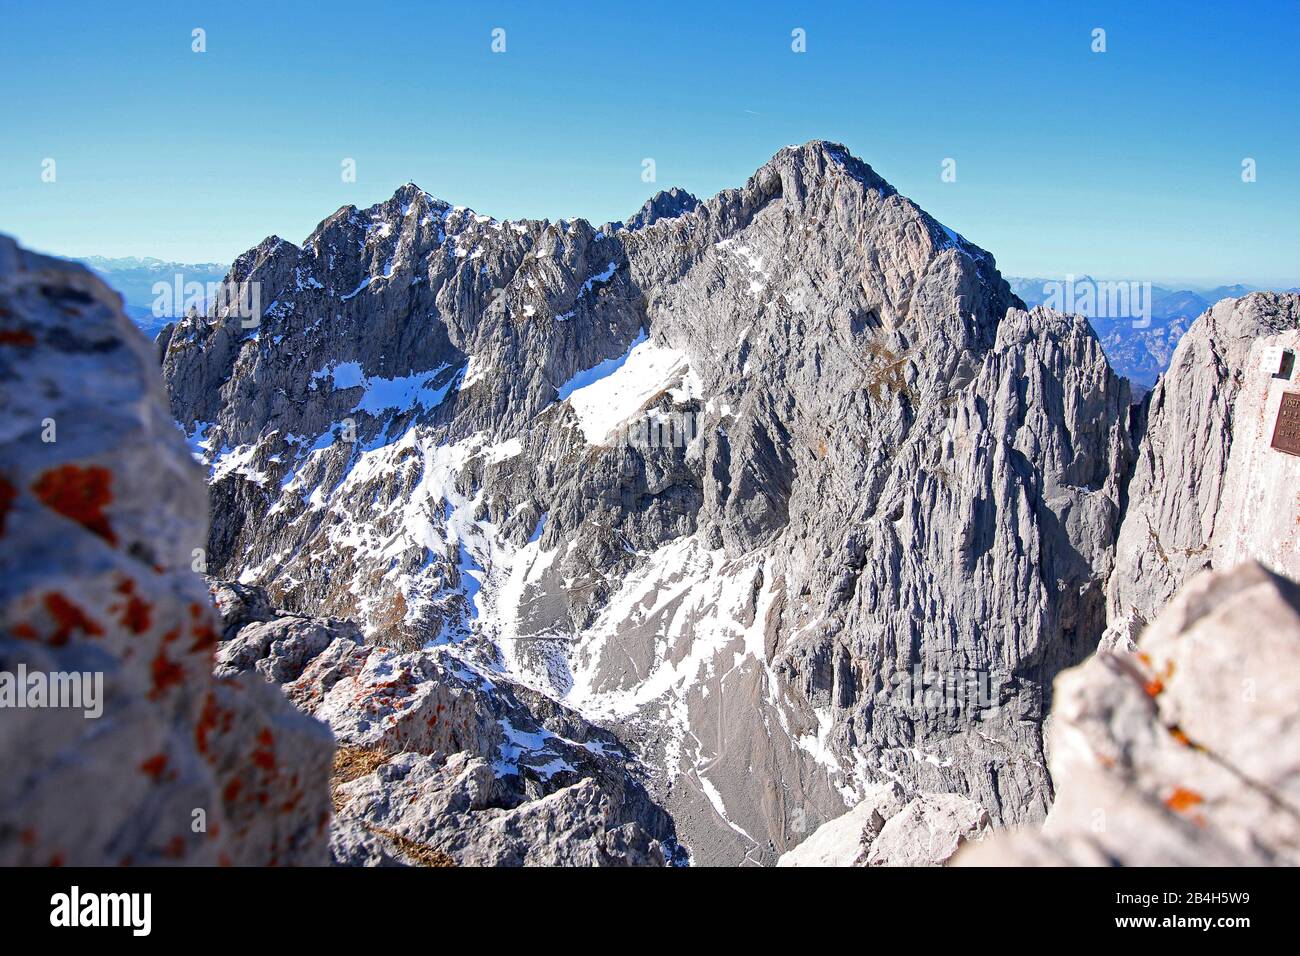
[0,236,332,866]
[306,641,681,866]
[209,581,681,866]
[959,561,1300,866]
[211,581,362,684]
[623,187,701,230]
[334,755,667,866]
[215,613,361,684]
[161,142,1136,863]
[211,579,278,639]
[776,781,989,867]
[307,641,682,865]
[868,792,991,866]
[1107,293,1300,644]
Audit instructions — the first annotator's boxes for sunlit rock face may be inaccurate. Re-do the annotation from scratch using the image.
[1106,292,1300,647]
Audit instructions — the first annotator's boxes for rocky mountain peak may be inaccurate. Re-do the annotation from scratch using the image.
[624,187,701,230]
[764,139,894,189]
[150,141,1143,863]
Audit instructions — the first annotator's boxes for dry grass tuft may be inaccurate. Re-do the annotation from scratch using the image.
[330,747,457,865]
[331,745,391,811]
[334,744,391,783]
[372,827,457,867]
[861,338,915,403]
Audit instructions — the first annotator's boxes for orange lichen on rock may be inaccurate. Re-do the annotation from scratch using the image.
[148,648,185,699]
[1164,787,1204,813]
[139,753,169,781]
[0,328,37,346]
[43,592,105,645]
[31,464,117,545]
[195,692,224,754]
[186,603,219,654]
[251,728,277,771]
[114,579,152,634]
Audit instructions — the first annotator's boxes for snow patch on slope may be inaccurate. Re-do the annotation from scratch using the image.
[559,333,702,443]
[310,361,456,415]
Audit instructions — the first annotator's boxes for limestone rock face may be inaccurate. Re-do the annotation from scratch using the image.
[1108,293,1300,638]
[0,236,332,866]
[959,561,1300,866]
[161,142,1136,863]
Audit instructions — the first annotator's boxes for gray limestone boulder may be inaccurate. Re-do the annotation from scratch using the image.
[0,235,332,866]
[866,793,990,866]
[210,579,277,639]
[214,611,363,683]
[776,781,989,867]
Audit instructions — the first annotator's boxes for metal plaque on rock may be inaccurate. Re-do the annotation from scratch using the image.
[1271,392,1300,457]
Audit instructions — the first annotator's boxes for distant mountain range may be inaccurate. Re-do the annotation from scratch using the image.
[1009,276,1272,318]
[78,255,229,338]
[1006,276,1299,388]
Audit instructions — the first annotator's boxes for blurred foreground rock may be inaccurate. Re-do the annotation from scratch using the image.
[959,561,1300,866]
[0,236,332,865]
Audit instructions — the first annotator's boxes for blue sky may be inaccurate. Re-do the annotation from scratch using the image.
[1,0,1297,286]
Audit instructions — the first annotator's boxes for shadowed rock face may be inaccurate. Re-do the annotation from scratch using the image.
[160,142,1137,864]
[959,561,1300,866]
[0,236,333,866]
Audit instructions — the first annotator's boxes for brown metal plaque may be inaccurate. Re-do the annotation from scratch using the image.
[1272,392,1300,457]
